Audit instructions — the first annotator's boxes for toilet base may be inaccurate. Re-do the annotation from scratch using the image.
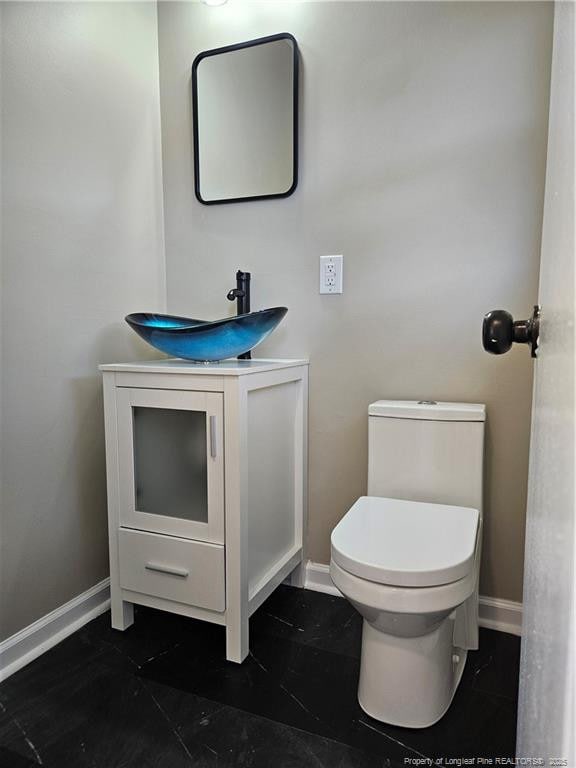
[358,616,467,728]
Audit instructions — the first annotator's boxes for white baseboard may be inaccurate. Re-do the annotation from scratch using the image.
[0,560,522,683]
[303,561,523,637]
[476,595,523,636]
[304,561,342,596]
[0,578,111,683]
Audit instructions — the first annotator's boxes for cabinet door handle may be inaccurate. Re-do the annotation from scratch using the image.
[145,562,189,578]
[209,415,217,458]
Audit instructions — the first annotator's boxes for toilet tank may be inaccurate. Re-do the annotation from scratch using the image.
[368,401,486,514]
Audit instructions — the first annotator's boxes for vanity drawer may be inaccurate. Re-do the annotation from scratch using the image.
[118,528,225,612]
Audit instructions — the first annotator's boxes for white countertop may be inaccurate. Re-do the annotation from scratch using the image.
[99,358,309,376]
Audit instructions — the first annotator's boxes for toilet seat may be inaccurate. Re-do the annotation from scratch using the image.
[331,496,479,588]
[330,557,477,617]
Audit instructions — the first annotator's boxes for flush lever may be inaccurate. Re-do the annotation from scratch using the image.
[482,305,541,358]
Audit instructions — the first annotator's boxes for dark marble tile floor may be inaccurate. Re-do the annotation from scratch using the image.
[0,586,520,767]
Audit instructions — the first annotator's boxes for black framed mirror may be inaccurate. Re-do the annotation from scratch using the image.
[191,33,299,205]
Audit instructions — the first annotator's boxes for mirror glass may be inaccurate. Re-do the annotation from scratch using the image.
[192,34,298,205]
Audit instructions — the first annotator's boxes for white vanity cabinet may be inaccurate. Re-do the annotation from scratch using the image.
[100,358,308,663]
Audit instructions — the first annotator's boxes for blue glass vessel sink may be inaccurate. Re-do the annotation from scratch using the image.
[125,307,288,362]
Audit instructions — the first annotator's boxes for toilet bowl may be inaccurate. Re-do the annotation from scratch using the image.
[330,401,485,728]
[331,496,481,728]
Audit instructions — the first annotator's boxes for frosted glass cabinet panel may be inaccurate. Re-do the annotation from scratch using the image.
[117,388,224,543]
[133,407,208,523]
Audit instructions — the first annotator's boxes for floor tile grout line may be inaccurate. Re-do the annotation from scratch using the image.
[358,718,431,761]
[471,685,519,704]
[0,702,43,766]
[157,690,390,763]
[142,680,196,762]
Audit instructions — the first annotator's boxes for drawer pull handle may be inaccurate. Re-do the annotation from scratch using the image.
[209,415,217,458]
[145,562,189,578]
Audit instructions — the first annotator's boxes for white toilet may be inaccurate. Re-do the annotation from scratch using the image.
[330,400,485,728]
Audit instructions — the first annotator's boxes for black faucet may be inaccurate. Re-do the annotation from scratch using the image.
[227,270,251,360]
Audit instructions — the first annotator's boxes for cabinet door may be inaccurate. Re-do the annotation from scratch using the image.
[117,388,224,543]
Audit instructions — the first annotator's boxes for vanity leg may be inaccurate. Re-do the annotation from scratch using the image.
[289,560,305,588]
[111,591,134,631]
[226,616,249,664]
[224,378,250,664]
[103,373,134,633]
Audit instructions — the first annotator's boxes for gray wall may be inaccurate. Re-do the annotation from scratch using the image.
[158,1,553,602]
[0,2,166,640]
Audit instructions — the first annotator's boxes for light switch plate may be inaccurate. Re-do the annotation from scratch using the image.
[319,255,343,294]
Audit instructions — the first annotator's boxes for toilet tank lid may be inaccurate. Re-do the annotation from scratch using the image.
[368,401,486,422]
